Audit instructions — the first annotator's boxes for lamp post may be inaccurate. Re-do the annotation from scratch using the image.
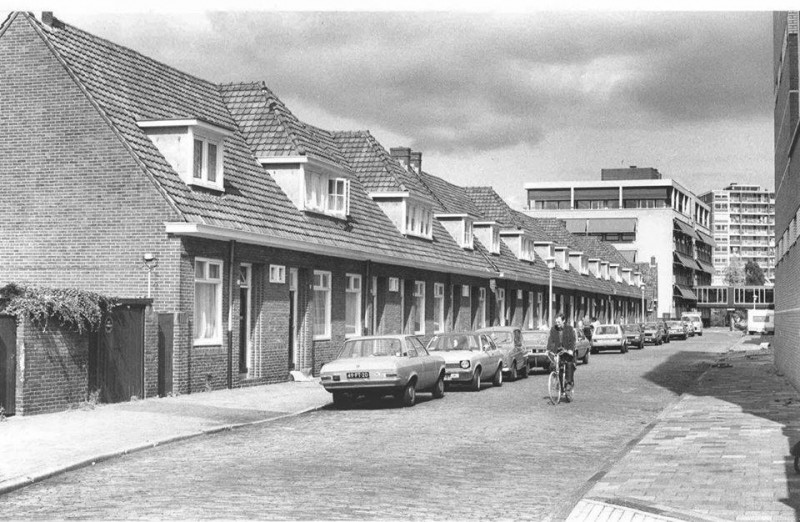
[753,292,758,311]
[142,253,158,298]
[640,284,646,323]
[546,257,556,326]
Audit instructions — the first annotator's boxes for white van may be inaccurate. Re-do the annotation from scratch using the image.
[680,312,703,336]
[747,310,774,335]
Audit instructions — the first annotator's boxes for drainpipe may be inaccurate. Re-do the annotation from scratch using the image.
[227,240,236,389]
[365,260,372,335]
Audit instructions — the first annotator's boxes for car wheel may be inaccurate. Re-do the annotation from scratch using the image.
[582,349,589,365]
[332,391,350,409]
[470,368,482,392]
[397,381,416,407]
[432,373,445,399]
[621,343,628,354]
[590,346,598,355]
[509,364,518,381]
[492,365,503,387]
[519,361,529,379]
[639,340,644,350]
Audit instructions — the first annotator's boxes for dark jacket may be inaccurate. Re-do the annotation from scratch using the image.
[546,324,576,353]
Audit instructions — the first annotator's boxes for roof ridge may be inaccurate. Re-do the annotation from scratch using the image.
[19,11,185,221]
[412,169,459,215]
[254,84,306,156]
[30,13,224,93]
[0,11,19,39]
[363,132,408,192]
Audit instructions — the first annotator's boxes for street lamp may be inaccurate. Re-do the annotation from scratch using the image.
[546,257,556,326]
[640,284,646,323]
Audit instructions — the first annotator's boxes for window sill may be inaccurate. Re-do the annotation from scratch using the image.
[345,333,361,339]
[313,335,331,342]
[193,339,222,347]
[303,207,348,220]
[188,179,224,192]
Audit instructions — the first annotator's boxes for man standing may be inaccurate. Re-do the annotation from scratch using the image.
[547,312,577,389]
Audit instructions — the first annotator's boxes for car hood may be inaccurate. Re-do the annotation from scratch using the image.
[320,357,401,373]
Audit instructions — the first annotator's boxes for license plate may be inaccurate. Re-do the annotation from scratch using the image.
[445,373,458,380]
[346,372,369,379]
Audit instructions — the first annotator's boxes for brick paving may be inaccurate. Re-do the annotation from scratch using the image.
[569,335,800,522]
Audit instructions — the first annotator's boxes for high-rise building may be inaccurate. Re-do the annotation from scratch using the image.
[773,12,800,388]
[524,167,714,320]
[699,183,775,286]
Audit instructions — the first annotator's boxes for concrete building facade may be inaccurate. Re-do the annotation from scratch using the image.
[699,183,775,286]
[523,170,714,320]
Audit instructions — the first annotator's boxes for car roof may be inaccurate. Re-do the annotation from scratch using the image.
[431,332,479,336]
[476,326,518,332]
[344,335,414,341]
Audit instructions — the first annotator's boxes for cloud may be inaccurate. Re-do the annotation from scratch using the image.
[62,10,773,153]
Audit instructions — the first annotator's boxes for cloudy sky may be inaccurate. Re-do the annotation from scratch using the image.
[57,7,775,207]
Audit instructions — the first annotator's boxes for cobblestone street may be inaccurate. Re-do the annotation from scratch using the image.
[2,332,742,520]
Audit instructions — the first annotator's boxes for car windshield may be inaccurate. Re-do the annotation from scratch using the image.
[644,323,657,329]
[596,326,618,335]
[622,325,639,333]
[522,331,545,340]
[667,321,680,327]
[487,331,513,343]
[427,335,479,351]
[339,338,403,358]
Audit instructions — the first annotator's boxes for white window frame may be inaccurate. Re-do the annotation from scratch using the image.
[389,277,400,292]
[491,227,501,254]
[479,287,487,329]
[413,281,426,335]
[345,273,362,338]
[190,131,224,191]
[312,270,332,340]
[304,171,350,218]
[462,285,470,298]
[269,264,286,284]
[194,257,223,346]
[404,202,433,239]
[433,283,445,333]
[497,288,506,327]
[462,219,474,249]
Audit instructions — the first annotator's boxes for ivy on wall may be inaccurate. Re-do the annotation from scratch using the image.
[0,284,118,334]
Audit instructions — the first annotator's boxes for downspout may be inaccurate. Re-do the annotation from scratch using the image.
[227,240,236,389]
[365,260,372,335]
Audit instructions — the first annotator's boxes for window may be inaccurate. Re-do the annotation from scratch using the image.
[345,274,362,338]
[491,227,501,254]
[413,281,425,334]
[192,136,222,188]
[462,285,470,298]
[305,172,350,217]
[194,258,223,345]
[496,288,506,326]
[405,203,433,239]
[434,283,445,333]
[462,219,474,248]
[389,277,400,292]
[313,271,332,340]
[520,238,535,262]
[517,289,523,300]
[478,288,487,329]
[269,265,286,283]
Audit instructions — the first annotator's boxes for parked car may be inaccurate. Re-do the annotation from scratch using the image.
[319,335,446,408]
[642,322,666,345]
[426,332,504,391]
[476,326,528,380]
[681,312,704,336]
[665,320,688,340]
[521,328,591,371]
[590,324,628,353]
[622,323,645,349]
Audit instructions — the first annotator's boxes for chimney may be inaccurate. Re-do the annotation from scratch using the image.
[650,255,656,267]
[39,12,62,29]
[390,147,412,170]
[409,151,422,173]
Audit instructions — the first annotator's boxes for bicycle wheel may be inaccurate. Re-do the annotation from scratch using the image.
[548,370,562,405]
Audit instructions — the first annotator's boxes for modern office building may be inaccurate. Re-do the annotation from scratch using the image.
[773,12,800,389]
[699,183,775,286]
[523,167,714,320]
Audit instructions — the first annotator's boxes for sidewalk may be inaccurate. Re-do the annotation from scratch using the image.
[567,335,800,522]
[0,379,332,496]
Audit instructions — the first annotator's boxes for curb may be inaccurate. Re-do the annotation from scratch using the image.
[557,334,745,522]
[0,402,329,498]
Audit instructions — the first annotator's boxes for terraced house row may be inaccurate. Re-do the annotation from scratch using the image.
[0,12,650,415]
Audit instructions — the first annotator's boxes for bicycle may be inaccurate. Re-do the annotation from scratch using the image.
[547,349,574,405]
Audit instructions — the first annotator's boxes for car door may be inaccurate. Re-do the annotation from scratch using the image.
[408,337,435,388]
[512,329,524,369]
[480,335,503,374]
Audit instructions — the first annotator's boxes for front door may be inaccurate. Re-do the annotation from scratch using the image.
[288,268,299,370]
[157,313,173,397]
[0,316,16,415]
[96,305,144,403]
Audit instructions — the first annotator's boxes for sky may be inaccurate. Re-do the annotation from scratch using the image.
[47,6,775,208]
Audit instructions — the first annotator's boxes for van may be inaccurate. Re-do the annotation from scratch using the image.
[747,310,774,335]
[680,312,703,336]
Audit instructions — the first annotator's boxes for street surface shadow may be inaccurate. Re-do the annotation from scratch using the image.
[642,343,800,519]
[323,393,437,410]
[115,401,284,424]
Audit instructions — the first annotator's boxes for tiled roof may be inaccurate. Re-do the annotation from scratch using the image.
[413,170,483,218]
[333,132,430,197]
[23,13,491,276]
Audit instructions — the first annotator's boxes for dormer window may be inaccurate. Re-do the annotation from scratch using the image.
[601,262,610,280]
[588,259,601,278]
[521,238,535,262]
[499,230,533,261]
[435,214,472,249]
[554,247,568,270]
[463,219,474,249]
[534,241,554,262]
[305,171,350,217]
[474,222,501,255]
[138,119,231,192]
[405,202,433,239]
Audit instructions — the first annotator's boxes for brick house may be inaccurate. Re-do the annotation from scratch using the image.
[0,12,646,415]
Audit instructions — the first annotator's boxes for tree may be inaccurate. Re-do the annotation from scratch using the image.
[723,257,745,286]
[744,260,766,286]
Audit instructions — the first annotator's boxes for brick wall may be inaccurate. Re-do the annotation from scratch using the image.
[15,317,89,416]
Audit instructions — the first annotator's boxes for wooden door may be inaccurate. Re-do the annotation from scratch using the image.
[0,316,16,415]
[96,306,144,403]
